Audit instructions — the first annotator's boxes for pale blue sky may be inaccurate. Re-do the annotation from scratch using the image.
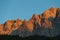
[0,0,60,23]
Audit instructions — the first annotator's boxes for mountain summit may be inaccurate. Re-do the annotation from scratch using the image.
[0,7,60,37]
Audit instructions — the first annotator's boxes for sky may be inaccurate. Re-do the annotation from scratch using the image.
[0,0,60,23]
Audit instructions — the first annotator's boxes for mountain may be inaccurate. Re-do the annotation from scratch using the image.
[0,7,60,37]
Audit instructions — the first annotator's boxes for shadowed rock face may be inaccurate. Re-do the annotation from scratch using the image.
[0,7,60,37]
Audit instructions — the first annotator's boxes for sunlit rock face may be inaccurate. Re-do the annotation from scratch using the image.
[0,24,4,34]
[0,7,60,37]
[43,7,57,19]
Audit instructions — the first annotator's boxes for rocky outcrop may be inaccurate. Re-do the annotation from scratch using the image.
[0,7,60,37]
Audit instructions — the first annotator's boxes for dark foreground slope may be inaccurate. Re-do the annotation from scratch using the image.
[0,35,60,40]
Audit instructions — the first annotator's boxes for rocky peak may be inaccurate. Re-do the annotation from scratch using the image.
[0,7,60,37]
[43,7,57,19]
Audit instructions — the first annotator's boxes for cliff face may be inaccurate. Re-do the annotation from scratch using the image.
[0,7,60,37]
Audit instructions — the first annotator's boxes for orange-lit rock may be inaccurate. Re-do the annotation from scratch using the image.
[38,14,43,18]
[0,7,60,36]
[4,20,14,31]
[0,24,3,34]
[32,14,41,26]
[12,19,23,30]
[49,7,57,18]
[25,21,34,32]
[3,20,14,35]
[17,20,27,32]
[43,7,57,19]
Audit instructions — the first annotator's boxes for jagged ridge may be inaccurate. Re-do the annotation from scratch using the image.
[0,7,60,37]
